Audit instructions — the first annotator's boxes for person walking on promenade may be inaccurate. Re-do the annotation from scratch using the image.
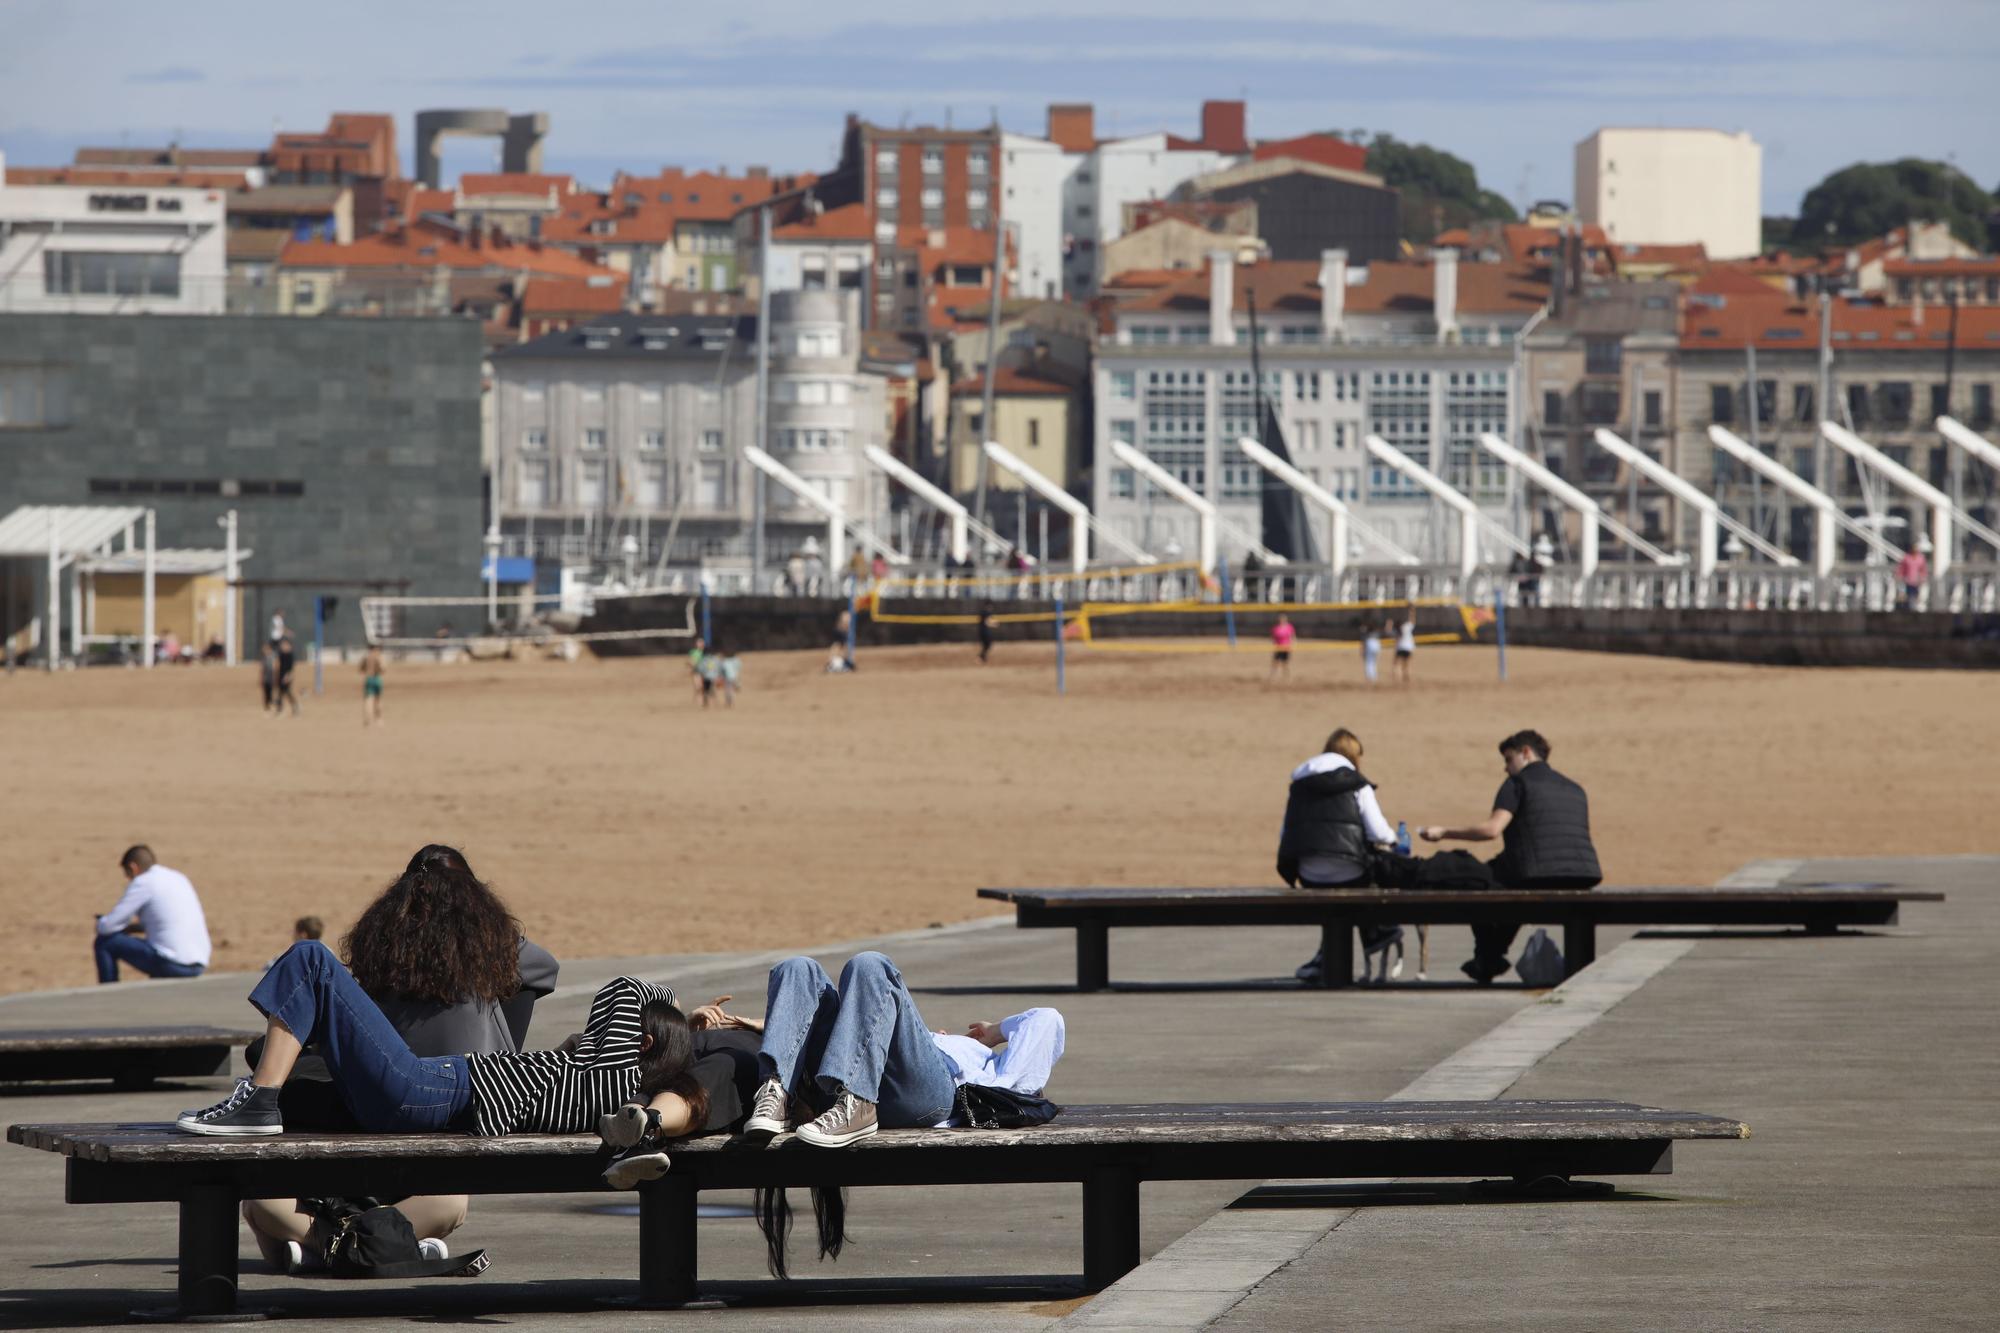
[1360,617,1382,684]
[1897,543,1930,610]
[94,845,212,983]
[1393,607,1416,684]
[273,635,300,716]
[1278,729,1403,985]
[359,645,385,727]
[1420,729,1602,983]
[977,603,996,663]
[1268,613,1296,685]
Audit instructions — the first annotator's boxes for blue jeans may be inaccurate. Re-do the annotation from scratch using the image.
[95,933,205,984]
[250,941,471,1132]
[759,952,959,1129]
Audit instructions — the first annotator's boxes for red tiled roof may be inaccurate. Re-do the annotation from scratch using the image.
[539,197,676,246]
[1613,241,1708,268]
[951,366,1074,397]
[279,220,620,280]
[609,167,795,223]
[1251,133,1368,174]
[5,166,249,189]
[75,146,264,169]
[458,172,575,199]
[771,201,872,241]
[1433,228,1472,248]
[1116,258,1550,318]
[1102,268,1193,290]
[1680,292,2000,349]
[1501,223,1610,260]
[1685,265,1786,297]
[381,179,455,220]
[519,277,626,315]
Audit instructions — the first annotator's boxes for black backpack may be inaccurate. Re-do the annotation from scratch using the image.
[304,1197,489,1279]
[953,1083,1063,1129]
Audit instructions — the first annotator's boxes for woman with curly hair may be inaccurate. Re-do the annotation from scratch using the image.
[236,845,559,1272]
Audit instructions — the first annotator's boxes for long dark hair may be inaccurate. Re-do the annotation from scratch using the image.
[636,998,710,1131]
[343,844,521,1006]
[754,1185,848,1280]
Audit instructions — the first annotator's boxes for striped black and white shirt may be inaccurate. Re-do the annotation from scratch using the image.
[464,976,673,1136]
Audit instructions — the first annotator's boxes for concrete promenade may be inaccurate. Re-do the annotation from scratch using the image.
[0,860,1989,1329]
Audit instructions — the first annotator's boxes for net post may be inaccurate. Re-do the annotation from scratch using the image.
[1055,589,1066,695]
[1495,583,1508,682]
[845,585,857,664]
[1219,554,1236,647]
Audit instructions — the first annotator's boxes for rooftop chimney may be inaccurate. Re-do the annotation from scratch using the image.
[1047,103,1095,154]
[1318,249,1347,342]
[1199,100,1248,154]
[1433,248,1460,344]
[1209,250,1236,346]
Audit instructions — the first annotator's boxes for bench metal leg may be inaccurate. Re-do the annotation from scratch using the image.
[1317,919,1354,989]
[1562,919,1596,978]
[177,1184,240,1317]
[1081,1166,1141,1292]
[1076,923,1110,992]
[637,1174,699,1306]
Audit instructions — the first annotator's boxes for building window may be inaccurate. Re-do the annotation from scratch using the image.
[875,292,896,313]
[875,221,896,244]
[1710,384,1735,424]
[922,147,945,174]
[1584,338,1622,375]
[638,460,668,507]
[800,255,828,290]
[875,147,897,174]
[1878,381,1912,426]
[1753,379,1777,425]
[836,254,863,289]
[876,187,898,211]
[1142,369,1207,491]
[1369,370,1432,498]
[1293,371,1321,402]
[1581,385,1620,425]
[1110,370,1135,400]
[1027,418,1041,447]
[1644,390,1663,428]
[1111,467,1136,498]
[1973,384,1995,428]
[517,458,550,506]
[524,428,548,449]
[1128,324,1171,346]
[698,460,728,507]
[1543,390,1565,426]
[1845,383,1870,426]
[1930,383,1950,420]
[583,428,607,450]
[521,380,545,400]
[1220,371,1284,494]
[920,187,944,210]
[947,264,983,286]
[0,366,73,428]
[968,188,989,210]
[699,429,723,451]
[577,459,607,504]
[968,149,990,176]
[1792,384,1815,423]
[43,251,181,298]
[796,329,839,357]
[640,430,665,451]
[875,256,895,279]
[1445,370,1509,496]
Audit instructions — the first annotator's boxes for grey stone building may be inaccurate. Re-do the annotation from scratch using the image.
[0,312,483,652]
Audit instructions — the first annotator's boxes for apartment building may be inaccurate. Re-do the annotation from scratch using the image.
[1094,251,1547,564]
[0,160,228,314]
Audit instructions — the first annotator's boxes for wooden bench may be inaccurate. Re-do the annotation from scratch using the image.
[0,1027,258,1090]
[977,884,1945,990]
[10,1099,1746,1315]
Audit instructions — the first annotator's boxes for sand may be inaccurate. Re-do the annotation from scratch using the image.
[2,641,1993,995]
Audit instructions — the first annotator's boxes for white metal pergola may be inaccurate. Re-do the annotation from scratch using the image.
[1822,420,2000,579]
[860,445,1015,567]
[1234,436,1421,573]
[1593,429,1798,577]
[1107,439,1286,575]
[1363,433,1529,580]
[1477,431,1681,579]
[1936,415,2000,485]
[1707,426,1900,577]
[0,505,154,670]
[744,447,908,574]
[982,440,1153,573]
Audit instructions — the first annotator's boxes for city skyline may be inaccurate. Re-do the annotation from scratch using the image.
[4,0,1996,220]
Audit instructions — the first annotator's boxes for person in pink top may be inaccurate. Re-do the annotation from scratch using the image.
[1896,545,1929,610]
[1269,613,1297,684]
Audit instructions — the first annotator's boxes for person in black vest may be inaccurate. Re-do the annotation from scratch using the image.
[1278,728,1403,984]
[1420,729,1601,984]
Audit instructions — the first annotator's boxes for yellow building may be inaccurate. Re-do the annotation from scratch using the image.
[948,366,1081,496]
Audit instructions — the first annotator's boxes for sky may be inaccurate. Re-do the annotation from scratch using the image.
[3,0,1996,218]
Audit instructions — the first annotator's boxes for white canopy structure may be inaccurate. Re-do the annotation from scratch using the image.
[744,447,908,573]
[1478,432,1680,578]
[1593,429,1798,577]
[1707,426,1900,577]
[1363,433,1528,580]
[1938,416,2000,480]
[1821,420,2000,578]
[1108,440,1286,574]
[982,440,1152,572]
[1234,436,1421,572]
[862,445,1013,567]
[0,504,155,669]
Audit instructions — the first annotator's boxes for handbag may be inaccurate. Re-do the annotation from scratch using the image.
[303,1197,490,1279]
[952,1082,1063,1129]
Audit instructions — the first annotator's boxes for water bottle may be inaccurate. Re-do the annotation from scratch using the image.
[1395,821,1411,856]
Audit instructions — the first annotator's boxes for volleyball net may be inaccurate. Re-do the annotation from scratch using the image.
[357,591,698,655]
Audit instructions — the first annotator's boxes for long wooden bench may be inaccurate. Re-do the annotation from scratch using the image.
[977,884,1945,990]
[0,1027,259,1090]
[10,1099,1746,1315]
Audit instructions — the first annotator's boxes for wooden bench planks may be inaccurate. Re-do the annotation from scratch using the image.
[10,1099,1747,1313]
[977,884,1945,990]
[0,1026,260,1089]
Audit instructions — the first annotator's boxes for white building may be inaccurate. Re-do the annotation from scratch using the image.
[0,154,228,314]
[1575,128,1762,262]
[1094,252,1549,565]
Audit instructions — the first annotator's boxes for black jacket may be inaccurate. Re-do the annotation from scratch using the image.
[1277,763,1374,885]
[1492,761,1601,887]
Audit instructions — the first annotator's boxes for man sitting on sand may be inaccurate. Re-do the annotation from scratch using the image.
[1421,729,1601,983]
[94,845,212,984]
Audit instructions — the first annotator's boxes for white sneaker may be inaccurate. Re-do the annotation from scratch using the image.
[282,1240,305,1275]
[794,1087,879,1148]
[1390,956,1405,980]
[598,1102,660,1150]
[418,1238,449,1261]
[602,1142,672,1190]
[744,1077,790,1143]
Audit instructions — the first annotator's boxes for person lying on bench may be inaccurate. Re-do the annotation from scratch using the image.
[1419,728,1602,983]
[239,845,559,1272]
[174,941,725,1187]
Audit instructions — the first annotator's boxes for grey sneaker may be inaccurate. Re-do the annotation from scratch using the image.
[602,1142,671,1190]
[418,1238,449,1261]
[743,1078,790,1143]
[176,1078,283,1135]
[1293,949,1324,984]
[598,1102,661,1150]
[794,1087,878,1148]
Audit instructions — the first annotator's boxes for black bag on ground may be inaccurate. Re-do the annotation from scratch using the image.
[304,1197,489,1279]
[953,1083,1062,1129]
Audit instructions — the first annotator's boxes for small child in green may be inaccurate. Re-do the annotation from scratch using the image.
[359,646,385,727]
[687,637,708,705]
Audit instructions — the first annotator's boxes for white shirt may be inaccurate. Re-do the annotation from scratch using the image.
[1289,752,1395,883]
[1396,620,1416,652]
[930,1007,1066,1126]
[96,865,213,968]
